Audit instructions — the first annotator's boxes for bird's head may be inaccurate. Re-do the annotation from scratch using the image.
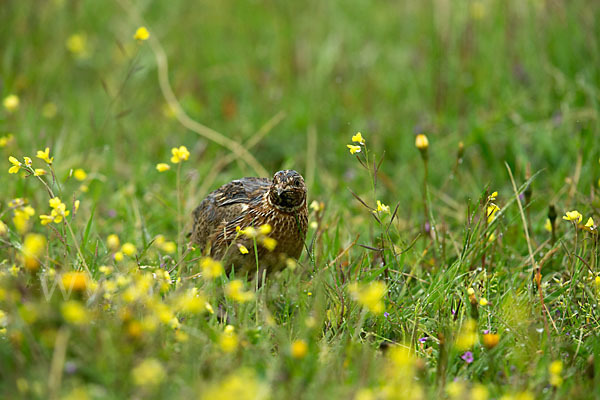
[268,170,307,212]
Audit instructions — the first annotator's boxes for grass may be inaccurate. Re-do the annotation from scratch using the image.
[1,0,600,398]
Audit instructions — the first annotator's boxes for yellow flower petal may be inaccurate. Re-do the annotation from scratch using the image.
[156,163,170,172]
[290,339,308,359]
[585,217,595,228]
[36,148,53,165]
[3,95,19,112]
[73,168,87,181]
[351,132,365,145]
[133,26,150,41]
[562,210,582,224]
[415,134,429,150]
[262,237,277,251]
[9,156,21,166]
[347,144,361,154]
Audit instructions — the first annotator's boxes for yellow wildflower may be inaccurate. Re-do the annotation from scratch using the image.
[161,241,176,254]
[61,300,89,325]
[310,200,323,212]
[488,191,498,201]
[121,242,137,256]
[471,385,489,400]
[487,204,500,223]
[132,358,166,386]
[107,234,120,250]
[154,234,166,246]
[286,258,297,270]
[156,163,170,172]
[114,251,124,262]
[23,157,32,167]
[22,233,46,271]
[66,33,87,55]
[13,207,35,234]
[262,237,277,251]
[549,360,563,387]
[99,265,113,275]
[348,281,386,314]
[23,205,34,217]
[479,298,488,306]
[73,168,87,181]
[549,374,563,388]
[290,339,308,359]
[0,134,14,147]
[174,288,206,314]
[33,169,46,176]
[39,214,54,225]
[585,217,595,228]
[8,156,22,174]
[563,210,582,223]
[238,244,249,254]
[544,218,552,232]
[62,272,88,291]
[219,326,239,353]
[347,144,361,154]
[133,26,150,41]
[3,94,19,112]
[446,380,466,399]
[259,224,272,235]
[170,146,190,163]
[415,133,429,150]
[375,200,390,213]
[225,280,255,302]
[200,257,223,279]
[49,197,61,210]
[8,198,25,208]
[455,319,477,350]
[239,226,257,238]
[549,360,563,375]
[46,197,69,223]
[36,147,53,165]
[352,132,365,145]
[200,370,268,400]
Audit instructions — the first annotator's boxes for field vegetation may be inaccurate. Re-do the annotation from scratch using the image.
[1,0,599,398]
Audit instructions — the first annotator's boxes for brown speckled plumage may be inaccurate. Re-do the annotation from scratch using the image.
[191,170,308,276]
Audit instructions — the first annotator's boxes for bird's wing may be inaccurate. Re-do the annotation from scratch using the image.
[214,177,270,207]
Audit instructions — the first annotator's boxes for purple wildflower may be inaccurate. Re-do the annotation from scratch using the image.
[461,351,474,364]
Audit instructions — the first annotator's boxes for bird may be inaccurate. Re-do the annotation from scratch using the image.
[191,169,308,277]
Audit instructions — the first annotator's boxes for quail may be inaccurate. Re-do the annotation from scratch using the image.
[191,170,308,276]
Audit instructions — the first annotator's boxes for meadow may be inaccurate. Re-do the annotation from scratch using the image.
[1,0,599,398]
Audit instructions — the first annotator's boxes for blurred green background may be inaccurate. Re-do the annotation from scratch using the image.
[1,0,599,229]
[2,1,600,398]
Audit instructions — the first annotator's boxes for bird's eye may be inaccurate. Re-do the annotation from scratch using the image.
[293,178,301,186]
